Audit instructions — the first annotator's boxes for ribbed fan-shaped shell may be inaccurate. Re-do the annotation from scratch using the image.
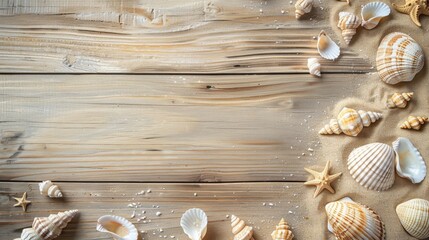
[180,208,208,240]
[326,197,386,240]
[376,32,424,84]
[393,137,426,184]
[386,92,413,108]
[337,12,361,44]
[347,143,395,191]
[295,0,313,19]
[396,199,429,239]
[317,31,340,60]
[271,218,294,240]
[400,116,428,130]
[361,2,391,29]
[96,215,138,240]
[231,215,254,240]
[307,58,321,77]
[39,180,63,198]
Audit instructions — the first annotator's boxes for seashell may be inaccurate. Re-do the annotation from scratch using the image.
[376,32,425,85]
[386,92,413,108]
[392,137,426,184]
[400,116,428,130]
[319,107,382,136]
[317,30,340,61]
[295,0,313,19]
[337,12,361,45]
[96,215,138,240]
[231,215,254,240]
[39,180,63,198]
[307,58,321,77]
[347,142,395,191]
[396,198,429,239]
[16,210,78,240]
[180,208,208,240]
[326,197,386,240]
[271,218,294,240]
[361,2,391,29]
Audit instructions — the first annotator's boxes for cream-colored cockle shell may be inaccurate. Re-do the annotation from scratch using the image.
[317,30,340,61]
[337,12,361,44]
[271,218,294,240]
[307,58,321,77]
[96,215,138,240]
[400,116,428,130]
[361,2,391,30]
[231,215,254,240]
[39,180,63,198]
[393,137,426,184]
[16,210,79,240]
[295,0,313,19]
[319,107,382,136]
[376,32,424,84]
[180,208,208,240]
[326,197,386,240]
[396,198,429,239]
[347,142,395,191]
[386,92,413,108]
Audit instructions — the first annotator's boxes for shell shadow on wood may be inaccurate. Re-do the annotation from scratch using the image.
[271,218,294,240]
[96,215,138,240]
[39,180,63,198]
[231,215,254,240]
[396,198,429,239]
[180,208,208,240]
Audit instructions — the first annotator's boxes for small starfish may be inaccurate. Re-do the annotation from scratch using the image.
[393,0,429,27]
[13,192,31,212]
[304,160,342,198]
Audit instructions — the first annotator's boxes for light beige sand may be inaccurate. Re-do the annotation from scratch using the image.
[304,0,429,239]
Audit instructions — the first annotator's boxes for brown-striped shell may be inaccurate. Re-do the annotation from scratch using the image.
[337,12,361,44]
[396,198,429,239]
[400,116,428,130]
[39,180,63,198]
[386,92,413,108]
[231,215,254,240]
[271,218,294,240]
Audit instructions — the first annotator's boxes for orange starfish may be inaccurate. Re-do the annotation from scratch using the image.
[304,160,342,198]
[393,0,429,27]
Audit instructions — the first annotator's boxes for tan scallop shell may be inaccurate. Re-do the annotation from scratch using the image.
[307,58,321,77]
[400,116,428,130]
[386,92,413,108]
[17,210,79,240]
[295,0,313,19]
[96,215,138,240]
[317,31,340,61]
[271,218,294,240]
[39,180,63,198]
[319,107,382,136]
[361,2,391,30]
[231,215,254,240]
[326,197,386,240]
[347,142,395,191]
[337,12,361,45]
[376,32,425,84]
[396,198,429,239]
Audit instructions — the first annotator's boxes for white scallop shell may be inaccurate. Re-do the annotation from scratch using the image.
[396,198,429,239]
[96,215,138,240]
[307,58,321,77]
[337,12,361,45]
[317,30,340,61]
[392,137,426,184]
[376,32,425,84]
[361,2,391,30]
[180,208,208,240]
[347,142,395,191]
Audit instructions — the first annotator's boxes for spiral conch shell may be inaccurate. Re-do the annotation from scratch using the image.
[396,198,429,239]
[295,0,313,19]
[15,210,78,240]
[39,180,63,198]
[317,31,340,61]
[319,107,382,136]
[231,215,254,240]
[326,197,386,240]
[271,218,294,240]
[400,116,428,130]
[307,58,321,77]
[96,215,138,240]
[386,92,413,108]
[376,32,425,84]
[337,12,361,45]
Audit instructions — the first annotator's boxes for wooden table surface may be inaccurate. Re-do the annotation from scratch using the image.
[0,0,417,239]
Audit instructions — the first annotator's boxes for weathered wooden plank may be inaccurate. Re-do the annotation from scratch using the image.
[0,74,361,182]
[0,0,372,73]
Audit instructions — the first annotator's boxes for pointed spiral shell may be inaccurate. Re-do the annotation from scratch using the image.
[231,215,254,240]
[39,180,63,198]
[271,218,294,240]
[337,12,361,44]
[295,0,313,19]
[396,199,429,239]
[386,92,413,108]
[307,58,321,77]
[400,116,428,130]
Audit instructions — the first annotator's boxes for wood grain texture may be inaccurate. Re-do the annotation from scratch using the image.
[0,182,314,240]
[0,0,372,73]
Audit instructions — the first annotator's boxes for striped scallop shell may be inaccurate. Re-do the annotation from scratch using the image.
[317,31,340,60]
[376,32,424,84]
[326,197,386,240]
[396,199,429,239]
[347,143,395,191]
[231,215,254,240]
[361,2,391,30]
[337,12,361,45]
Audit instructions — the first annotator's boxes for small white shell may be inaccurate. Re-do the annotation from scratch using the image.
[307,58,321,77]
[317,30,340,61]
[180,208,208,240]
[96,215,138,240]
[392,137,426,184]
[361,2,391,30]
[396,198,429,239]
[39,180,63,198]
